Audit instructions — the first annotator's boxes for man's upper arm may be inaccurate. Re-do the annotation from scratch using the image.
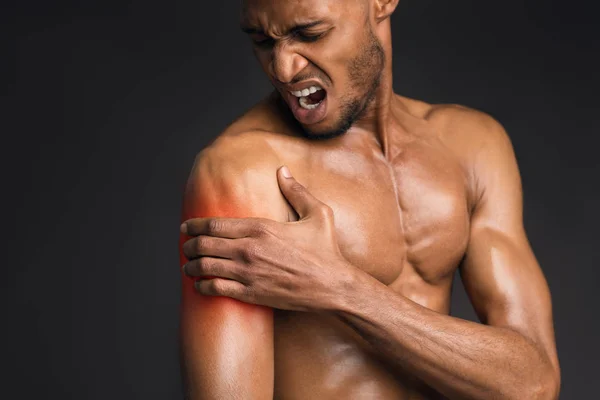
[457,112,560,378]
[178,134,289,400]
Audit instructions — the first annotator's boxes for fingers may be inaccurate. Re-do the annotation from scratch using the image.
[193,278,251,300]
[182,235,237,260]
[183,257,246,283]
[277,165,330,220]
[182,217,268,239]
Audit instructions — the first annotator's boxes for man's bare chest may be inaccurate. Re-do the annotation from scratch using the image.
[285,139,471,291]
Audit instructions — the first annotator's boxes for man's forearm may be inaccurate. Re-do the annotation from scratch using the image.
[331,267,558,400]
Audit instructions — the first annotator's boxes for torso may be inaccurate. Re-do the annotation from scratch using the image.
[223,94,475,399]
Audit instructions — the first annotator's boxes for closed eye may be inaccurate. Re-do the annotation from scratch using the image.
[249,30,327,49]
[250,34,275,48]
[253,37,275,48]
[294,32,324,43]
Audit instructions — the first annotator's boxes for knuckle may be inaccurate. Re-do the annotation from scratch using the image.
[318,204,334,219]
[195,236,209,252]
[241,240,260,261]
[198,257,210,272]
[211,279,230,296]
[251,221,270,237]
[208,279,222,294]
[207,219,222,234]
[290,182,305,193]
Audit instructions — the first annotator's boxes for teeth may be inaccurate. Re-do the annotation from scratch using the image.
[299,96,321,110]
[290,85,323,98]
[290,85,325,110]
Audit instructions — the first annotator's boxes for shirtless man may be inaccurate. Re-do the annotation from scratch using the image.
[177,0,560,399]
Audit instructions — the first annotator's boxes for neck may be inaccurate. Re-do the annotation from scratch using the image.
[344,20,403,158]
[347,64,399,158]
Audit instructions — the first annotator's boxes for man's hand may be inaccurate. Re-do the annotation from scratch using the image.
[180,166,356,312]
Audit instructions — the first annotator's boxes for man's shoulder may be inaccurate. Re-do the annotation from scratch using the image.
[401,97,517,208]
[397,95,509,148]
[395,97,513,173]
[424,102,512,157]
[184,130,292,219]
[192,130,283,185]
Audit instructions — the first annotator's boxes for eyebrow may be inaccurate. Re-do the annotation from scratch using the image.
[240,20,325,35]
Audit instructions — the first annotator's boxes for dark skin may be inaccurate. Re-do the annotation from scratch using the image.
[178,0,560,399]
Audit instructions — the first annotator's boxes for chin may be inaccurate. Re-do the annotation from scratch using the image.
[301,96,367,141]
[300,122,351,141]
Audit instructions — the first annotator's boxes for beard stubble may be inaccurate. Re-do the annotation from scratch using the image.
[300,26,386,140]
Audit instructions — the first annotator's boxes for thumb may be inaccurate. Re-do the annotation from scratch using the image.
[277,165,323,219]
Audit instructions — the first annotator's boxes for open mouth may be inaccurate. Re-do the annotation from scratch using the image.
[286,85,328,125]
[290,86,327,110]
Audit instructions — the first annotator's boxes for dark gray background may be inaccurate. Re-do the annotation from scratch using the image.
[6,0,599,398]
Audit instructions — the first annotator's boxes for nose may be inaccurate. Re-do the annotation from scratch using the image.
[269,42,308,84]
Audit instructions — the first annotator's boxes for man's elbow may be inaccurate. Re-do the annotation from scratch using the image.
[527,365,561,400]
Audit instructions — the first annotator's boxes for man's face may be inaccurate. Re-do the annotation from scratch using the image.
[241,0,385,140]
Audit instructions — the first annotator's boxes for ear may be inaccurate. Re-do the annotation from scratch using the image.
[374,0,400,21]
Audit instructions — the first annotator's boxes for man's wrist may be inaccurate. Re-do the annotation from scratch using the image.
[326,262,377,315]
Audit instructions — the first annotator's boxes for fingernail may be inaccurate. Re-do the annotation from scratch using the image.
[180,223,187,233]
[281,165,292,178]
